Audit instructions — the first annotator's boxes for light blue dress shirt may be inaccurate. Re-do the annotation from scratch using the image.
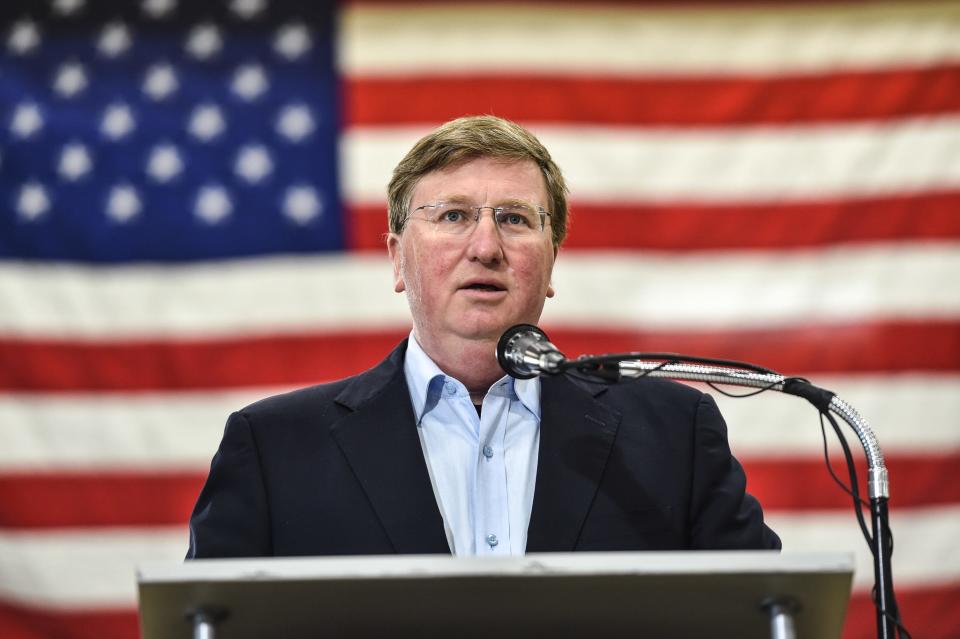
[403,334,540,556]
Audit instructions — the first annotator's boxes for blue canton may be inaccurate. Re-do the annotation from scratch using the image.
[0,1,341,262]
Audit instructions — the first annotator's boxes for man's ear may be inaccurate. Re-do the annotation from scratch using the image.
[386,233,406,293]
[546,244,558,297]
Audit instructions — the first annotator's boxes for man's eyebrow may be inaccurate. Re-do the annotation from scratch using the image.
[427,195,538,207]
[493,197,533,207]
[442,196,535,204]
[433,194,471,204]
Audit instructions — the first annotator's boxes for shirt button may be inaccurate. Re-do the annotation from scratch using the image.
[486,533,499,548]
[482,445,494,459]
[444,381,456,395]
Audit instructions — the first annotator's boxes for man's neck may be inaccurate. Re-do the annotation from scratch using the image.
[412,330,504,404]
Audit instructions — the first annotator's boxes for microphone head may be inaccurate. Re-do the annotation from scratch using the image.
[497,324,551,379]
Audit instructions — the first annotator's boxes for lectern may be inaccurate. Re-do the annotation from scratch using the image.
[138,551,853,639]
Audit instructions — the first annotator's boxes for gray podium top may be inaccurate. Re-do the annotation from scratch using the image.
[138,551,854,639]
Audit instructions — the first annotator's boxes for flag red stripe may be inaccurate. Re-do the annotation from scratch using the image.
[742,454,960,512]
[345,66,960,127]
[2,320,957,392]
[842,582,960,639]
[0,454,956,529]
[0,472,203,529]
[347,192,960,251]
[0,585,956,639]
[551,321,960,377]
[0,604,138,639]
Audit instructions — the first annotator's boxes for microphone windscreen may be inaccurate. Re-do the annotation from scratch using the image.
[496,324,550,378]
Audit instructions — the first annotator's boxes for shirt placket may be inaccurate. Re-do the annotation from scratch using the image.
[474,389,510,555]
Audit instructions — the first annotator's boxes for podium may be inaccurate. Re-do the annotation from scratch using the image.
[138,551,853,639]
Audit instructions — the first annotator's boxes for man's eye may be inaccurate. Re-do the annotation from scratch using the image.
[500,210,533,227]
[439,209,467,223]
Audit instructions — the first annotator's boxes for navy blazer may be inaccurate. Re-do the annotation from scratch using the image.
[187,340,780,558]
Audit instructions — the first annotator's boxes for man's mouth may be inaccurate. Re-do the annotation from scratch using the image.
[462,281,506,292]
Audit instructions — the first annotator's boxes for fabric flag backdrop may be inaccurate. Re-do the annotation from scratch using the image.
[1,1,958,637]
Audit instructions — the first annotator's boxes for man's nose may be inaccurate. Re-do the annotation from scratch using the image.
[466,208,504,263]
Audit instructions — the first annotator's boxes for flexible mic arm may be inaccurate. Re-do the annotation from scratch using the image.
[603,359,888,499]
[497,324,899,638]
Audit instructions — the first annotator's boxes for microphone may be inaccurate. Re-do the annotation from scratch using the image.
[496,324,567,379]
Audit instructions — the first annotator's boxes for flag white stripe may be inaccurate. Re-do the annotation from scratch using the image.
[341,3,960,75]
[0,527,186,608]
[1,376,956,469]
[0,389,271,470]
[767,505,960,589]
[545,245,960,329]
[342,116,960,203]
[1,245,958,338]
[2,507,958,607]
[0,255,408,338]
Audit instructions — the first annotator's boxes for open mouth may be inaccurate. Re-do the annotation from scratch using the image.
[463,282,505,292]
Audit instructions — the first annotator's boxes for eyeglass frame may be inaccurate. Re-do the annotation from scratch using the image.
[405,200,553,236]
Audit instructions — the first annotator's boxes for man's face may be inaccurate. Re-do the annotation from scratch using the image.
[388,156,557,346]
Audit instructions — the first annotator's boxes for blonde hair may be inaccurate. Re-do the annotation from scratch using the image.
[387,115,569,247]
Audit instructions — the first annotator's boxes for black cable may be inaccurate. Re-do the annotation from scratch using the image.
[818,412,872,545]
[831,418,911,639]
[821,413,911,638]
[567,352,779,376]
[706,379,781,398]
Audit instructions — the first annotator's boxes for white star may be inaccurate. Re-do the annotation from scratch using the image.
[10,103,44,139]
[234,144,273,183]
[273,22,312,61]
[52,0,85,17]
[97,21,132,58]
[101,103,136,140]
[283,186,322,225]
[229,0,266,20]
[105,184,141,223]
[185,23,222,60]
[17,182,50,221]
[143,63,178,100]
[275,104,315,143]
[146,144,183,182]
[52,61,88,98]
[58,143,93,181]
[142,0,176,18]
[194,186,232,224]
[231,63,269,101]
[188,103,226,142]
[7,19,41,55]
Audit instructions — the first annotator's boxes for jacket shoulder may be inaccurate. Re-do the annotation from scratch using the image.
[236,339,408,429]
[239,377,353,423]
[567,373,706,418]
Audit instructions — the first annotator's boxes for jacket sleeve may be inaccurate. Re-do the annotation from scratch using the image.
[688,393,781,550]
[186,411,272,558]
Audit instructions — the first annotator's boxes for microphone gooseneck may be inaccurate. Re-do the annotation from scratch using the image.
[494,323,902,638]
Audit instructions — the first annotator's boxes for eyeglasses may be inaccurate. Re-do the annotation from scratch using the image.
[407,201,551,238]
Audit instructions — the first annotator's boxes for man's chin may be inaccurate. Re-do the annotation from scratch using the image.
[453,317,532,343]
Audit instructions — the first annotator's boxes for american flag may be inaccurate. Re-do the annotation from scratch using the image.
[1,1,958,638]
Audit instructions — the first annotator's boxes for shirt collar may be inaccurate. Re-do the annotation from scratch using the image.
[403,332,541,424]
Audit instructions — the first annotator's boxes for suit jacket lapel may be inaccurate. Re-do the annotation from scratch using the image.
[526,374,622,552]
[329,341,450,554]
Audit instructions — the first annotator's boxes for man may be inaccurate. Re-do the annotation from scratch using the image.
[187,115,779,558]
